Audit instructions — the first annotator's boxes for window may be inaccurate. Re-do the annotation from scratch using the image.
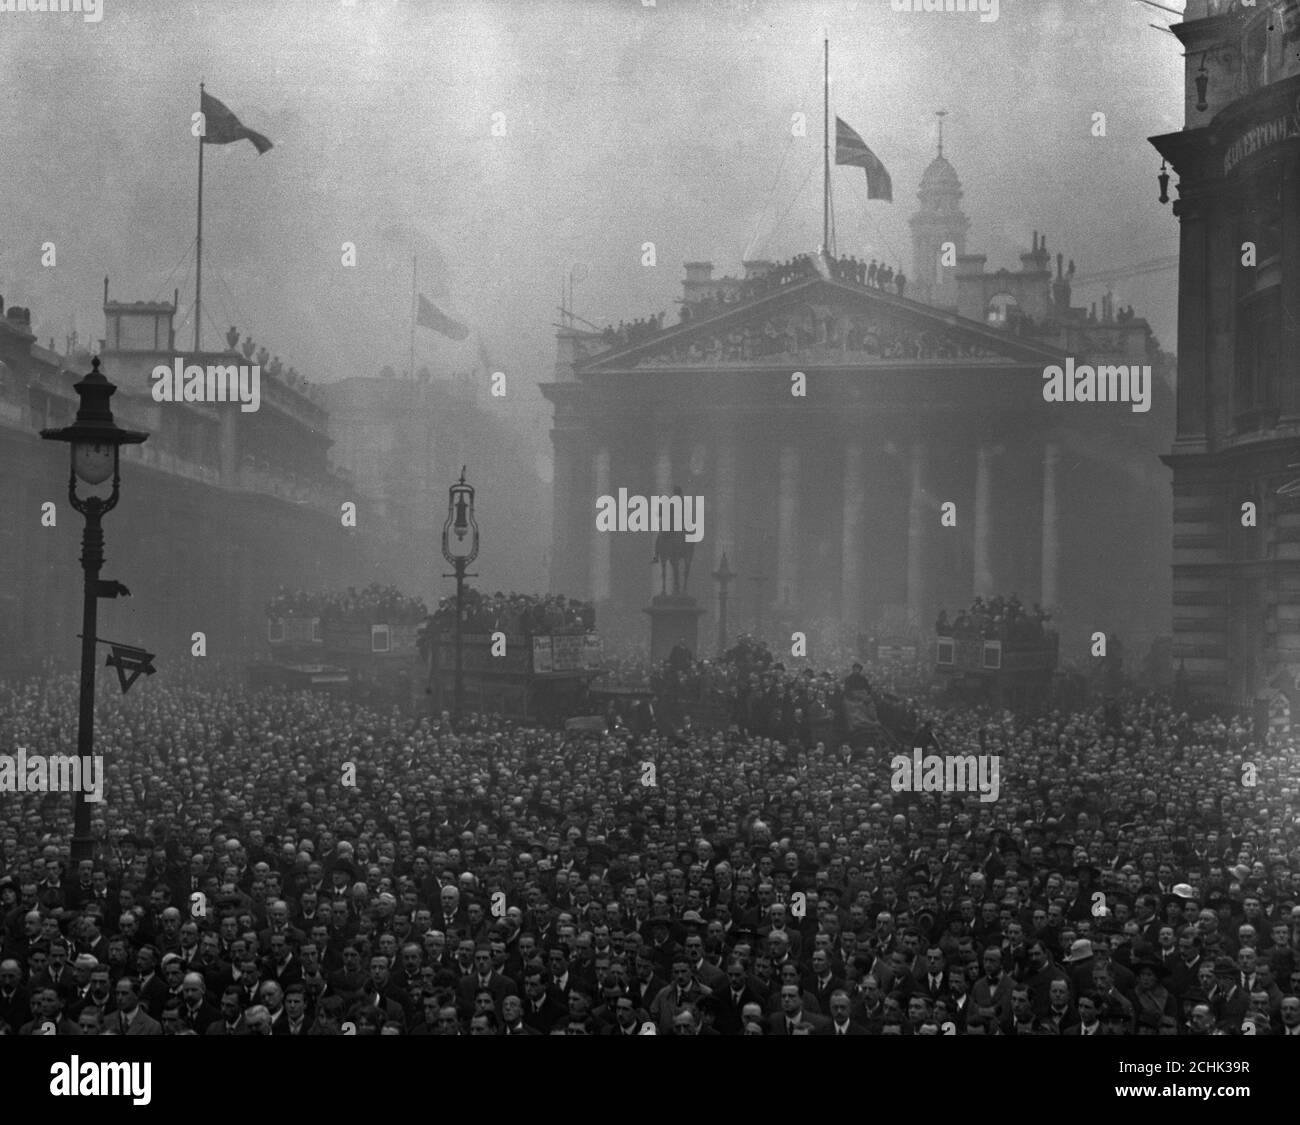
[986,293,1018,327]
[982,642,1002,670]
[1235,288,1281,425]
[1234,187,1283,427]
[371,625,391,653]
[936,639,954,665]
[268,619,285,643]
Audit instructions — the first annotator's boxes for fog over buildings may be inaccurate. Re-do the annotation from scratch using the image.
[0,1,1181,601]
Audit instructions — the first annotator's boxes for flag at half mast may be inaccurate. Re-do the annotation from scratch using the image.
[201,90,273,154]
[835,116,892,202]
[417,294,469,341]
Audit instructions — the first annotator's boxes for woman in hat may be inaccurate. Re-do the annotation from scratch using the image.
[1132,957,1177,1025]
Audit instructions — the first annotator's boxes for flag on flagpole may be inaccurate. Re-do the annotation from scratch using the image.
[201,90,274,154]
[835,117,892,201]
[417,294,469,340]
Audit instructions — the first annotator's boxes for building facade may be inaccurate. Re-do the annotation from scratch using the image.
[1153,0,1300,704]
[320,375,547,598]
[0,289,391,672]
[544,146,1175,661]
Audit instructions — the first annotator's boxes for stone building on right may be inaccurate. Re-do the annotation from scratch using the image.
[1152,0,1300,706]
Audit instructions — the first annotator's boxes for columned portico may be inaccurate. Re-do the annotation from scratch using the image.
[543,243,1169,656]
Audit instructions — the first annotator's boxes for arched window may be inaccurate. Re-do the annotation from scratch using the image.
[986,292,1018,326]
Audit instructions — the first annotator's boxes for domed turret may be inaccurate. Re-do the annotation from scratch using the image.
[917,153,964,208]
[909,112,971,309]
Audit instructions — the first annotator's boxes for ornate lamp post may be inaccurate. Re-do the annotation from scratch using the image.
[40,358,147,861]
[440,466,478,723]
[712,553,735,655]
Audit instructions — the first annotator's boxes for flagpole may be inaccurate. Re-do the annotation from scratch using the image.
[195,81,205,354]
[410,253,417,379]
[823,36,829,257]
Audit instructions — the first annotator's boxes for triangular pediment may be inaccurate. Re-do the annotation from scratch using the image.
[574,276,1064,372]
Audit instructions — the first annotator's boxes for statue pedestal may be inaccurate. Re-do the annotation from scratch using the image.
[644,595,705,663]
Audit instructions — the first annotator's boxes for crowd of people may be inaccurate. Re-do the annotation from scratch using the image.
[2,641,1296,1037]
[621,635,928,749]
[428,588,595,638]
[937,595,1053,646]
[826,254,906,295]
[600,252,910,351]
[600,313,667,349]
[266,585,429,626]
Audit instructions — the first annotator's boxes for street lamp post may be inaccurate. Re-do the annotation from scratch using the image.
[712,553,735,656]
[441,466,479,724]
[40,358,147,862]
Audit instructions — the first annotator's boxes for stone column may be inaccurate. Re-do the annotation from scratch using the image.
[777,443,799,609]
[650,444,672,598]
[590,444,611,602]
[840,441,866,622]
[714,435,736,570]
[551,428,587,595]
[1041,440,1060,610]
[906,442,927,621]
[973,443,996,597]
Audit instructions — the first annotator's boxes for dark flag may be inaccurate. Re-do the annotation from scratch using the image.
[835,116,892,201]
[416,294,469,340]
[201,90,274,155]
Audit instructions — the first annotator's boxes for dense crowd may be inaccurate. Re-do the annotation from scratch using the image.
[266,585,429,626]
[2,651,1297,1038]
[826,254,906,295]
[621,636,929,749]
[601,314,667,349]
[427,588,595,638]
[937,595,1053,646]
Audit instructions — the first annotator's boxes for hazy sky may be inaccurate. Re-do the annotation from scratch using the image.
[1,0,1185,461]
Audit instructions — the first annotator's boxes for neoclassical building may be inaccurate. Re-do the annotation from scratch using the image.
[543,144,1175,662]
[1153,0,1300,705]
